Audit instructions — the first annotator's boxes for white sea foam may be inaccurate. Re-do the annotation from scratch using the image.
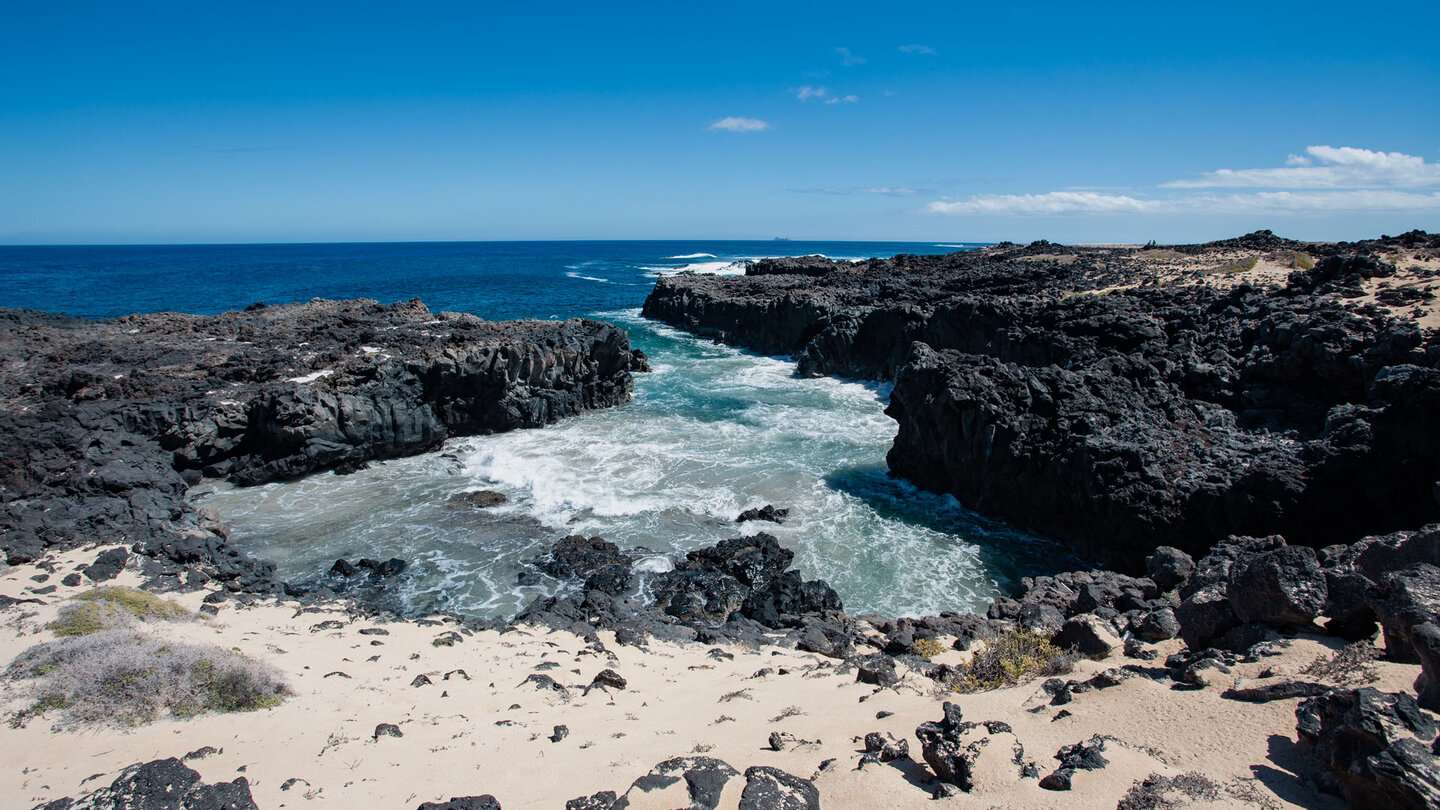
[565,271,609,283]
[665,253,716,259]
[640,260,749,277]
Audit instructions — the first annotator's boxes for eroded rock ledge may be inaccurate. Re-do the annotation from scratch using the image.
[642,231,1440,571]
[0,298,647,580]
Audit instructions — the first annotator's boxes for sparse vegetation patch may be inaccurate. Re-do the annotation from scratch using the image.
[950,628,1075,693]
[1213,256,1260,275]
[5,630,291,728]
[47,587,191,637]
[1117,772,1222,810]
[1300,641,1380,685]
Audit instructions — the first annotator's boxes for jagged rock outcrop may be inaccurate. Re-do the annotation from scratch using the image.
[643,231,1440,570]
[0,299,646,587]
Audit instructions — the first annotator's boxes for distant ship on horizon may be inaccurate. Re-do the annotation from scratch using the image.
[772,237,790,242]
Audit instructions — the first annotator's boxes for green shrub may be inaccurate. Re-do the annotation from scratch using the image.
[1285,250,1316,270]
[910,638,948,659]
[48,587,190,637]
[1213,256,1259,275]
[6,630,290,728]
[951,628,1075,693]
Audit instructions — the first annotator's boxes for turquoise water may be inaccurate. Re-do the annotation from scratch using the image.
[1,240,1074,617]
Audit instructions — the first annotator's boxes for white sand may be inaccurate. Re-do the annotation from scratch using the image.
[1,546,1418,809]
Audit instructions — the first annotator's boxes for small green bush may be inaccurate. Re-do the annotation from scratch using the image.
[48,587,190,637]
[6,630,290,728]
[951,628,1075,693]
[1285,250,1316,270]
[910,638,948,659]
[1213,256,1259,275]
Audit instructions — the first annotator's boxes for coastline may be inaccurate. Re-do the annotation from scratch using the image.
[2,231,1439,808]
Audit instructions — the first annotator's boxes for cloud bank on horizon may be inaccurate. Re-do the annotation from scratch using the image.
[926,147,1440,217]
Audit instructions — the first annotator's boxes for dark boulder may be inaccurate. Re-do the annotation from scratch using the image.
[1377,565,1440,663]
[358,557,407,578]
[33,758,257,810]
[1226,545,1327,628]
[864,731,910,762]
[416,798,501,810]
[738,766,819,810]
[1296,688,1440,810]
[683,533,793,588]
[736,504,789,524]
[617,757,740,810]
[564,792,616,810]
[739,570,842,628]
[1135,608,1181,641]
[449,490,507,508]
[1053,616,1120,659]
[1145,546,1195,592]
[1413,622,1440,712]
[83,547,129,582]
[1176,583,1239,651]
[854,653,898,688]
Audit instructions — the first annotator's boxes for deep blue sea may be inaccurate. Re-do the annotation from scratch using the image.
[0,240,1075,618]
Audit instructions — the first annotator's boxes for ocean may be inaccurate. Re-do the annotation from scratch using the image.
[0,240,1076,618]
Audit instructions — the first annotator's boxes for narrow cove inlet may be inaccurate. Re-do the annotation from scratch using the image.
[195,307,1072,620]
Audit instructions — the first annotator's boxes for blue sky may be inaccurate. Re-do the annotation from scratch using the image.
[2,1,1437,244]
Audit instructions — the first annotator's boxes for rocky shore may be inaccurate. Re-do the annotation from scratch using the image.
[643,231,1440,571]
[0,298,647,587]
[4,241,1440,809]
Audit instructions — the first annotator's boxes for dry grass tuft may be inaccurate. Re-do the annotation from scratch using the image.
[1117,772,1222,810]
[1300,641,1380,685]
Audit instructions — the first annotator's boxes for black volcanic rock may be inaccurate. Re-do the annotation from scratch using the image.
[1296,688,1440,810]
[0,299,644,587]
[33,757,258,810]
[1226,545,1327,628]
[644,232,1440,571]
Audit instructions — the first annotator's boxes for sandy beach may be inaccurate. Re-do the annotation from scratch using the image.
[3,544,1419,809]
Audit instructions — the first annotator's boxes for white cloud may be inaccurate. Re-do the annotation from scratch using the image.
[836,47,866,66]
[921,145,1440,218]
[797,186,924,196]
[1163,146,1440,189]
[899,44,937,54]
[928,192,1157,215]
[795,85,828,101]
[824,94,859,105]
[925,189,1440,216]
[709,117,770,133]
